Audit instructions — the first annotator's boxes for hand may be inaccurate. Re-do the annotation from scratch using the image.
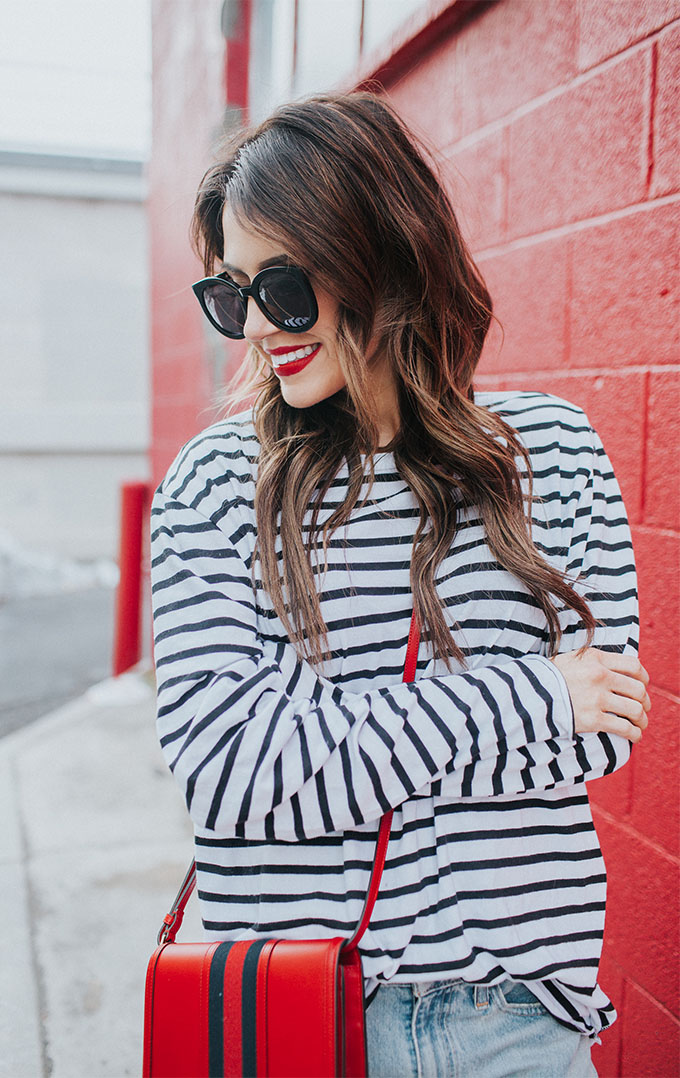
[551,648,651,743]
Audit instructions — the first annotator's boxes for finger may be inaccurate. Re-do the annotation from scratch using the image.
[605,693,649,729]
[597,650,649,684]
[602,713,644,743]
[609,670,648,703]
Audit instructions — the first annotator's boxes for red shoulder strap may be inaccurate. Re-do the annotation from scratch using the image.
[157,612,421,946]
[157,860,197,943]
[343,610,420,953]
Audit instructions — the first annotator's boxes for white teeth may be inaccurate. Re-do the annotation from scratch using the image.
[272,343,319,366]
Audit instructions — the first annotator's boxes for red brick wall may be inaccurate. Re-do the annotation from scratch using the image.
[149,3,678,1071]
[384,2,679,1074]
[149,1,219,483]
[149,0,249,486]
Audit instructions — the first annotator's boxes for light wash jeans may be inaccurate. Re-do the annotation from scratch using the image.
[365,979,597,1077]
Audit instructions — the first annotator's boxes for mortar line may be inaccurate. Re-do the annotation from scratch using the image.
[645,40,659,196]
[473,192,680,260]
[591,801,680,864]
[639,369,651,523]
[439,19,680,159]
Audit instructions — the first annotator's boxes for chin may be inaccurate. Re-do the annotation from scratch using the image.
[280,379,346,410]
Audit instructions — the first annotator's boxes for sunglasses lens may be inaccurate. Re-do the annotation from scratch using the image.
[194,267,317,338]
[258,270,315,331]
[201,281,245,337]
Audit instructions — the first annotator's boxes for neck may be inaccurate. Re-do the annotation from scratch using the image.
[371,359,400,448]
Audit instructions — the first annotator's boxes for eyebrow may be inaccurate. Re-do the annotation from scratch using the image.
[221,255,292,277]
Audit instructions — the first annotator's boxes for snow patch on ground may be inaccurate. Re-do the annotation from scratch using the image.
[87,672,154,706]
[0,530,119,601]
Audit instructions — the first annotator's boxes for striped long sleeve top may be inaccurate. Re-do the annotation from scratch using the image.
[151,390,638,1037]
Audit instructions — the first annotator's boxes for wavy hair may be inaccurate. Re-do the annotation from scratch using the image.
[192,93,595,666]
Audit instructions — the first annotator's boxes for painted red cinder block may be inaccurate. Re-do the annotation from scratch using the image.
[152,438,191,490]
[632,527,680,695]
[491,370,645,525]
[507,49,649,237]
[218,338,249,392]
[569,202,680,369]
[588,754,633,823]
[443,128,507,251]
[153,391,215,434]
[577,0,678,71]
[652,22,680,197]
[155,354,210,404]
[149,0,229,504]
[644,370,680,530]
[594,812,679,1015]
[151,348,209,414]
[454,0,578,137]
[474,372,505,394]
[149,243,197,300]
[629,689,680,858]
[151,294,204,357]
[619,979,680,1078]
[386,34,463,152]
[152,400,211,485]
[592,953,624,1077]
[477,234,569,374]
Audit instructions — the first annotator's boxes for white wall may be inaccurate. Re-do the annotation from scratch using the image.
[0,0,151,569]
[248,0,425,122]
[0,0,151,157]
[0,155,149,560]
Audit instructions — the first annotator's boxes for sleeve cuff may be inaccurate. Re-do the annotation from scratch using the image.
[530,655,575,739]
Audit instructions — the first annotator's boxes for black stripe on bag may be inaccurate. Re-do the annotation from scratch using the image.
[208,942,234,1077]
[241,939,271,1078]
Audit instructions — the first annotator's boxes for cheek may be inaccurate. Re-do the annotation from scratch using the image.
[313,288,340,339]
[321,362,347,396]
[319,343,347,391]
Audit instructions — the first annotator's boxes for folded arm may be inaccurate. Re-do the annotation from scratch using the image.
[152,493,576,841]
[426,425,645,801]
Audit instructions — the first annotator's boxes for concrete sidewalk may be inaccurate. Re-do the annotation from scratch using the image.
[0,671,202,1078]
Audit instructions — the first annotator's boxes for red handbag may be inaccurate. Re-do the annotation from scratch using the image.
[143,615,420,1078]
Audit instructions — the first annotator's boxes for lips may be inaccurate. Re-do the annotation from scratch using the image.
[268,342,321,377]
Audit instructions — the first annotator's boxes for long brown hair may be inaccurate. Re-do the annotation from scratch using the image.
[192,93,594,666]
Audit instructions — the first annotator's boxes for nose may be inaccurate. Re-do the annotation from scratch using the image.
[242,295,278,343]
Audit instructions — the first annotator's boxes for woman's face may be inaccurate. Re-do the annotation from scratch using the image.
[221,206,348,410]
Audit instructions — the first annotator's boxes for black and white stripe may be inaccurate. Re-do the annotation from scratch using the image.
[151,391,637,1036]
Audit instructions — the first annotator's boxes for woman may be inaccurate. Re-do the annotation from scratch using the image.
[151,93,649,1077]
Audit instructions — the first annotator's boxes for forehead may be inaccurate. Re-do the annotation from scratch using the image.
[221,204,289,273]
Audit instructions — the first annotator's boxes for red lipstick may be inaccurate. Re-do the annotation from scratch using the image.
[273,344,321,377]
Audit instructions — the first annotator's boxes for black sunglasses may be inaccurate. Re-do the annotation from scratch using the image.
[192,265,319,340]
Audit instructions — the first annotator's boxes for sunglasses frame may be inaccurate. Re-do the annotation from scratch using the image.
[192,265,319,340]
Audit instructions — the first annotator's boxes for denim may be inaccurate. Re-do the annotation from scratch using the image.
[365,980,597,1078]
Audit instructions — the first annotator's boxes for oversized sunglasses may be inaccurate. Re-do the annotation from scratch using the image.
[192,265,319,340]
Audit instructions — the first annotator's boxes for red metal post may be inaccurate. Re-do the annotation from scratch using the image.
[113,480,152,676]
